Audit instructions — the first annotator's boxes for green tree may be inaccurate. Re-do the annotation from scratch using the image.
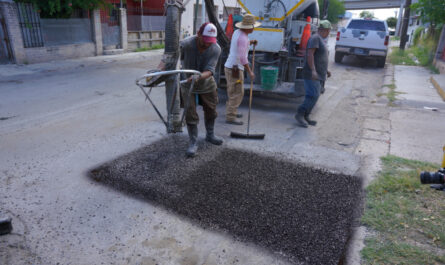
[359,10,375,19]
[386,17,397,28]
[318,0,345,24]
[14,0,109,18]
[411,0,445,36]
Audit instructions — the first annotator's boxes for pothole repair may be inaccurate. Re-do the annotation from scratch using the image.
[90,136,363,264]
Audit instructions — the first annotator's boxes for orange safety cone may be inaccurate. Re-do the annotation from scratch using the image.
[226,14,234,40]
[297,16,312,56]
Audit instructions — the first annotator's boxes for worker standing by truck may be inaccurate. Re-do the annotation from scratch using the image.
[224,14,260,125]
[180,22,224,157]
[295,20,332,128]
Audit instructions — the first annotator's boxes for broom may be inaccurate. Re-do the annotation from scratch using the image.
[230,44,265,140]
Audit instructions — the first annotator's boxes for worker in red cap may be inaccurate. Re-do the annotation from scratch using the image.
[179,22,223,157]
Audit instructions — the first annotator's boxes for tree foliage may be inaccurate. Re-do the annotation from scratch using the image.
[14,0,109,18]
[359,11,375,19]
[386,17,397,28]
[411,0,445,29]
[318,0,345,24]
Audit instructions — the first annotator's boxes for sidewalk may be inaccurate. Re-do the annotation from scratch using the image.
[0,49,163,79]
[390,65,445,164]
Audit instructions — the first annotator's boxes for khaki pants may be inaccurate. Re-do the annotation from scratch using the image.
[181,87,218,125]
[224,67,244,121]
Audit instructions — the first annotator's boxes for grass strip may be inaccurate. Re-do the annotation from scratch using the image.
[134,44,165,52]
[361,155,445,264]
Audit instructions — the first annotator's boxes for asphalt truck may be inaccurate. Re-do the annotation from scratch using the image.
[215,0,321,98]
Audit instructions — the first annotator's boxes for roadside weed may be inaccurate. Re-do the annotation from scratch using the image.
[134,44,165,52]
[361,155,445,264]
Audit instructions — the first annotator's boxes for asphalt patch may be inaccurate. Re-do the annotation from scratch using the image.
[90,135,363,264]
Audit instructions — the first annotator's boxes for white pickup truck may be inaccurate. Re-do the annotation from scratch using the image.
[335,19,389,68]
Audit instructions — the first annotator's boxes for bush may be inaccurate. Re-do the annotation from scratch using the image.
[412,26,424,46]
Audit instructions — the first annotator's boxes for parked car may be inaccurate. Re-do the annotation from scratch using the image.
[335,18,389,68]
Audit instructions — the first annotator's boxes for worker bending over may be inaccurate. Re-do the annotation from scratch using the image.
[295,20,332,128]
[180,22,223,157]
[224,14,260,125]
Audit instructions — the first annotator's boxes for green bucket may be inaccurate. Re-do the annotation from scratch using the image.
[260,66,278,90]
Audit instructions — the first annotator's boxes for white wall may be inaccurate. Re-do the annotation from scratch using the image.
[181,0,239,38]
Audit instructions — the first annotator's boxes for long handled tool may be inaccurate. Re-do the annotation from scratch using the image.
[230,45,265,140]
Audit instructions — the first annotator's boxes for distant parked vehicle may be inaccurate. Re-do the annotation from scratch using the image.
[335,18,389,68]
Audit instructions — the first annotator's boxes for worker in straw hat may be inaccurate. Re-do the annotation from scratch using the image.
[224,14,260,125]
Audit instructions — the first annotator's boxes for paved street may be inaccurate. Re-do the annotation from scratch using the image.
[1,39,444,264]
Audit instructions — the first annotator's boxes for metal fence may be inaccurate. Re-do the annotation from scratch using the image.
[40,18,93,46]
[127,15,165,31]
[16,2,44,48]
[100,4,121,47]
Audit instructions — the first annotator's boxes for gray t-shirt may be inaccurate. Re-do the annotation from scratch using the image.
[303,34,329,81]
[180,36,221,93]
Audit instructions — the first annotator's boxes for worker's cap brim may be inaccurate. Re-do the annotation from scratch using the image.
[202,36,217,44]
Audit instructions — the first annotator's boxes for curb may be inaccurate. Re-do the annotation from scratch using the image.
[382,64,394,86]
[430,76,445,101]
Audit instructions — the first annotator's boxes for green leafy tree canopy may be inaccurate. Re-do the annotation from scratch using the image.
[359,10,375,19]
[411,0,445,28]
[318,0,345,24]
[14,0,109,18]
[386,17,397,28]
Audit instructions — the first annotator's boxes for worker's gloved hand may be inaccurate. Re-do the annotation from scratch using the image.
[250,39,258,46]
[145,69,164,87]
[187,74,200,83]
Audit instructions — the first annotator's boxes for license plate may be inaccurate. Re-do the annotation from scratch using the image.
[355,48,365,54]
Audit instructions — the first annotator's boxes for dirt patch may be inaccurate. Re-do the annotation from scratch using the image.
[90,136,363,264]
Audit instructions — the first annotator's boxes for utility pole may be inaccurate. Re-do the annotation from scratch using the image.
[395,0,404,36]
[322,0,329,20]
[399,0,411,50]
[140,0,143,31]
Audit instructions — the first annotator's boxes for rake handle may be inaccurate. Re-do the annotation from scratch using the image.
[247,45,255,135]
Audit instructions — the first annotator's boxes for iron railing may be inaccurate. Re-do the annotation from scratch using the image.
[16,2,44,48]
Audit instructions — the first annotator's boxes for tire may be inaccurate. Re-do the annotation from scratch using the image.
[335,52,344,63]
[377,56,386,68]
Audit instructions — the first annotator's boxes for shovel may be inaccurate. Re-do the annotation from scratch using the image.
[230,45,265,140]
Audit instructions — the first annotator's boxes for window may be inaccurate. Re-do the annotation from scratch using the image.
[347,20,386,31]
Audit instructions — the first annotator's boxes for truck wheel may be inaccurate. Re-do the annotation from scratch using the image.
[335,52,344,63]
[377,57,386,68]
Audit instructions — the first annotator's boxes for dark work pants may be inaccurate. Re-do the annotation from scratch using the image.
[181,88,218,125]
[298,79,321,115]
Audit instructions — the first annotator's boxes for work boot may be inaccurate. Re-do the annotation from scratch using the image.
[172,119,183,133]
[186,124,198,157]
[304,114,317,126]
[294,112,308,128]
[226,119,243,125]
[205,119,223,145]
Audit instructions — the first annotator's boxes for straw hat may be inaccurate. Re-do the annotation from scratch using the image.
[235,14,261,29]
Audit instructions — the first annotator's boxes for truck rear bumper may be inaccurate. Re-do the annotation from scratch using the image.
[335,45,387,57]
